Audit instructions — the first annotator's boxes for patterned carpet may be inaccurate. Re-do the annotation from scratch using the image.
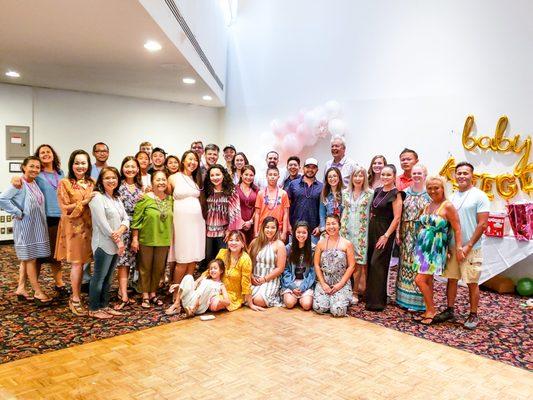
[0,244,531,370]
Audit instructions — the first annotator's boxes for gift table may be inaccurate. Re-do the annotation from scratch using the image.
[479,236,533,284]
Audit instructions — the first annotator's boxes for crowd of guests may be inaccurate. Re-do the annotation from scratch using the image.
[0,137,489,329]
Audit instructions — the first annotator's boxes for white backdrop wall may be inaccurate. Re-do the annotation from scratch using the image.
[220,0,533,209]
[0,83,220,189]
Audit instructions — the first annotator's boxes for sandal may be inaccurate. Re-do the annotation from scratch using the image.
[16,293,34,302]
[413,313,427,322]
[34,296,53,307]
[89,310,113,319]
[150,296,163,307]
[419,315,437,326]
[103,307,123,316]
[141,299,151,309]
[165,304,181,316]
[69,298,88,316]
[114,295,135,310]
[184,307,195,318]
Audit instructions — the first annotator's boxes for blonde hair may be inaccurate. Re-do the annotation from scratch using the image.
[348,165,370,193]
[412,163,428,176]
[426,175,448,199]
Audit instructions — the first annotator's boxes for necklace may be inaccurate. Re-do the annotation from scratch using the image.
[428,201,444,215]
[372,188,390,209]
[264,186,279,210]
[24,178,44,205]
[303,179,316,199]
[42,171,59,190]
[452,188,472,211]
[153,194,170,222]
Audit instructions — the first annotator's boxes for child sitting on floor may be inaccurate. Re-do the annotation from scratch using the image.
[165,259,230,317]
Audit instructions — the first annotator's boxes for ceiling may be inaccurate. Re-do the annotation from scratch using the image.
[0,0,222,106]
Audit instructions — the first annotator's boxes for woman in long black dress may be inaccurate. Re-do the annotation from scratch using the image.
[365,164,403,311]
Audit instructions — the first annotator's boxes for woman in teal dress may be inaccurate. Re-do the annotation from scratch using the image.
[395,164,430,311]
[413,176,463,325]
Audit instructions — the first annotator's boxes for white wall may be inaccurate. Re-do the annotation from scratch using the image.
[0,83,220,189]
[221,0,533,205]
[220,0,533,278]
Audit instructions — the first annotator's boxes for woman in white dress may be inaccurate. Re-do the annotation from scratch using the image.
[168,150,205,284]
[249,216,286,307]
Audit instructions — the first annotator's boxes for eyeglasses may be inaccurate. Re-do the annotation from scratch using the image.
[95,150,109,153]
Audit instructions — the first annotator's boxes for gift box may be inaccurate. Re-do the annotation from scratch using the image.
[485,213,505,238]
[506,203,533,241]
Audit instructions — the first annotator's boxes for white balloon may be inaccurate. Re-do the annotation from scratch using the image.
[271,119,286,139]
[325,100,342,119]
[304,111,320,130]
[328,119,346,136]
[282,134,303,155]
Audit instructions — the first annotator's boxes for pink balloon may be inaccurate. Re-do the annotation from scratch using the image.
[296,123,310,141]
[286,117,299,133]
[282,134,303,155]
[271,119,286,140]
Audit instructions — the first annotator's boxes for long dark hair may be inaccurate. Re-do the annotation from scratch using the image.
[34,144,61,173]
[321,167,344,205]
[95,166,121,198]
[204,164,235,197]
[179,150,203,189]
[368,155,387,187]
[238,165,258,191]
[249,216,279,262]
[67,150,92,181]
[289,221,313,266]
[120,156,142,189]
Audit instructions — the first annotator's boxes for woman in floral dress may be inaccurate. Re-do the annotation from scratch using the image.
[115,156,144,309]
[313,214,355,317]
[395,164,430,312]
[340,166,373,303]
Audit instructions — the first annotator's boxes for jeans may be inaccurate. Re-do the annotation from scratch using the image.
[89,248,118,311]
[82,262,92,284]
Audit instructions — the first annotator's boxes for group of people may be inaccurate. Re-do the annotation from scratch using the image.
[0,136,489,329]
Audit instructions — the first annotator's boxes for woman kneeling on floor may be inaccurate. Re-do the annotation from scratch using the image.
[313,214,355,317]
[166,259,230,317]
[281,221,316,310]
[249,216,286,308]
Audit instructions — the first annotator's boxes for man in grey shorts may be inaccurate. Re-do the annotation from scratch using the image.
[434,162,489,329]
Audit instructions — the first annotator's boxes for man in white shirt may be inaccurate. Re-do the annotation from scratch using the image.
[324,136,357,187]
[255,150,286,189]
[435,161,490,330]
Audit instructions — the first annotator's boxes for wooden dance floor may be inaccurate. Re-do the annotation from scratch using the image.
[0,308,530,399]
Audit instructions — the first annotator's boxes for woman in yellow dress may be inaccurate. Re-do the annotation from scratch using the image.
[216,230,264,311]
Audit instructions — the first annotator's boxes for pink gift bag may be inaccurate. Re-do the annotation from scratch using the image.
[506,203,533,241]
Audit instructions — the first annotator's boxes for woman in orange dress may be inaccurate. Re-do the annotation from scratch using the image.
[55,149,95,316]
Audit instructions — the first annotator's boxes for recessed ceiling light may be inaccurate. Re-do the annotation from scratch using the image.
[202,95,213,101]
[182,77,196,84]
[5,70,20,78]
[144,40,162,52]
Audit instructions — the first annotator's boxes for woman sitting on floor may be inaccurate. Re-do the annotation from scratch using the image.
[313,214,355,317]
[167,259,230,317]
[0,156,52,305]
[249,216,286,308]
[281,221,316,310]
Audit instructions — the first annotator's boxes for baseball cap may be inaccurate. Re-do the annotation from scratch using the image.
[304,158,318,167]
